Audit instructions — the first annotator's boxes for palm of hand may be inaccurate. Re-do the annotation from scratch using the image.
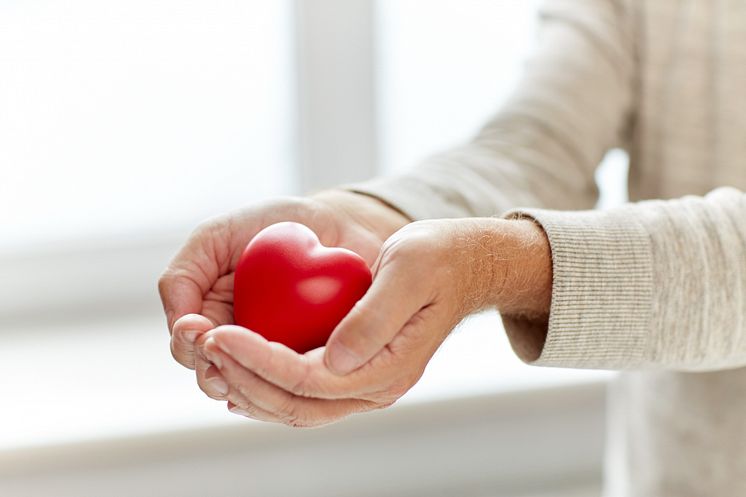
[195,220,470,427]
[160,196,384,369]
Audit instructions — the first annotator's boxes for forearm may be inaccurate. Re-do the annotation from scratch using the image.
[465,219,553,316]
[456,218,553,361]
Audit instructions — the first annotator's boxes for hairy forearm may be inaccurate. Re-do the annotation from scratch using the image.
[311,192,554,324]
[309,196,554,319]
[466,218,553,319]
[455,218,553,361]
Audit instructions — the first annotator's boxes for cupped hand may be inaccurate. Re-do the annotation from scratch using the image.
[194,218,551,427]
[158,190,409,370]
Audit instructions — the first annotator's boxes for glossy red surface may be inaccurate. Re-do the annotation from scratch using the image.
[233,222,372,353]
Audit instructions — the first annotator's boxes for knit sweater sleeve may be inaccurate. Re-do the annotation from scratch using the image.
[503,188,746,371]
[346,0,636,219]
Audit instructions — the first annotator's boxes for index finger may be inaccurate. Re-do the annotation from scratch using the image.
[206,326,384,400]
[158,221,229,332]
[158,269,204,333]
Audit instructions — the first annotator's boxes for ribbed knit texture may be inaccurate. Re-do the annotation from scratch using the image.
[502,208,653,369]
[347,0,746,495]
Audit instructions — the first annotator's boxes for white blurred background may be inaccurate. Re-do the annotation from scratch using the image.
[0,1,625,496]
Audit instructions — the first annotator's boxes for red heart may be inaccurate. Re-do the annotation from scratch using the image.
[233,222,372,353]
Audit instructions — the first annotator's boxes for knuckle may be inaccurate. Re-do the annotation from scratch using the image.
[232,402,260,419]
[389,384,408,399]
[187,217,228,255]
[289,379,308,398]
[379,236,408,262]
[276,398,305,427]
[258,345,277,380]
[286,419,313,429]
[288,358,313,397]
[230,404,251,419]
[284,412,329,429]
[157,269,175,296]
[379,227,429,266]
[233,380,253,401]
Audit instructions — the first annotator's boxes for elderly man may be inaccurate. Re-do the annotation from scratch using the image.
[159,1,746,495]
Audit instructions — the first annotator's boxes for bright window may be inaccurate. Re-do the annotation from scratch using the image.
[376,0,628,208]
[0,1,612,470]
[373,0,611,406]
[0,0,294,250]
[377,0,541,175]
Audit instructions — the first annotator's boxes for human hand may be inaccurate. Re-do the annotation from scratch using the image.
[195,218,552,426]
[158,190,410,371]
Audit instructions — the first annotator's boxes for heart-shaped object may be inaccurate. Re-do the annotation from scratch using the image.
[233,221,372,353]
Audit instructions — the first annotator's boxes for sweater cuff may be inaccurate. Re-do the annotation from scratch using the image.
[502,207,654,369]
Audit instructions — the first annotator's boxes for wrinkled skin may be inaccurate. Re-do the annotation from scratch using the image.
[159,190,551,427]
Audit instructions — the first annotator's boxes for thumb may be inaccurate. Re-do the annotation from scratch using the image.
[324,259,426,375]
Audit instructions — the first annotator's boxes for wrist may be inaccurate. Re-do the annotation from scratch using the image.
[467,218,552,317]
[501,219,553,317]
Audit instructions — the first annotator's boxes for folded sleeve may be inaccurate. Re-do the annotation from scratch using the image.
[346,0,637,220]
[503,187,746,371]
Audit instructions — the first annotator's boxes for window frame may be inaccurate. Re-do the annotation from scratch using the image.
[0,4,609,489]
[0,0,379,322]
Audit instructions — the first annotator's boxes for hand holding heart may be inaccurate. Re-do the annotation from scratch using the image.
[159,192,552,427]
[159,190,405,370]
[197,219,500,426]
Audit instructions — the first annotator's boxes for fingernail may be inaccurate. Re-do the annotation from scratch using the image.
[208,376,229,396]
[206,351,223,369]
[204,338,222,368]
[328,344,361,375]
[183,330,199,343]
[229,406,252,417]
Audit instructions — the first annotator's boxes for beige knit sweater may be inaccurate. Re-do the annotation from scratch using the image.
[349,0,746,495]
